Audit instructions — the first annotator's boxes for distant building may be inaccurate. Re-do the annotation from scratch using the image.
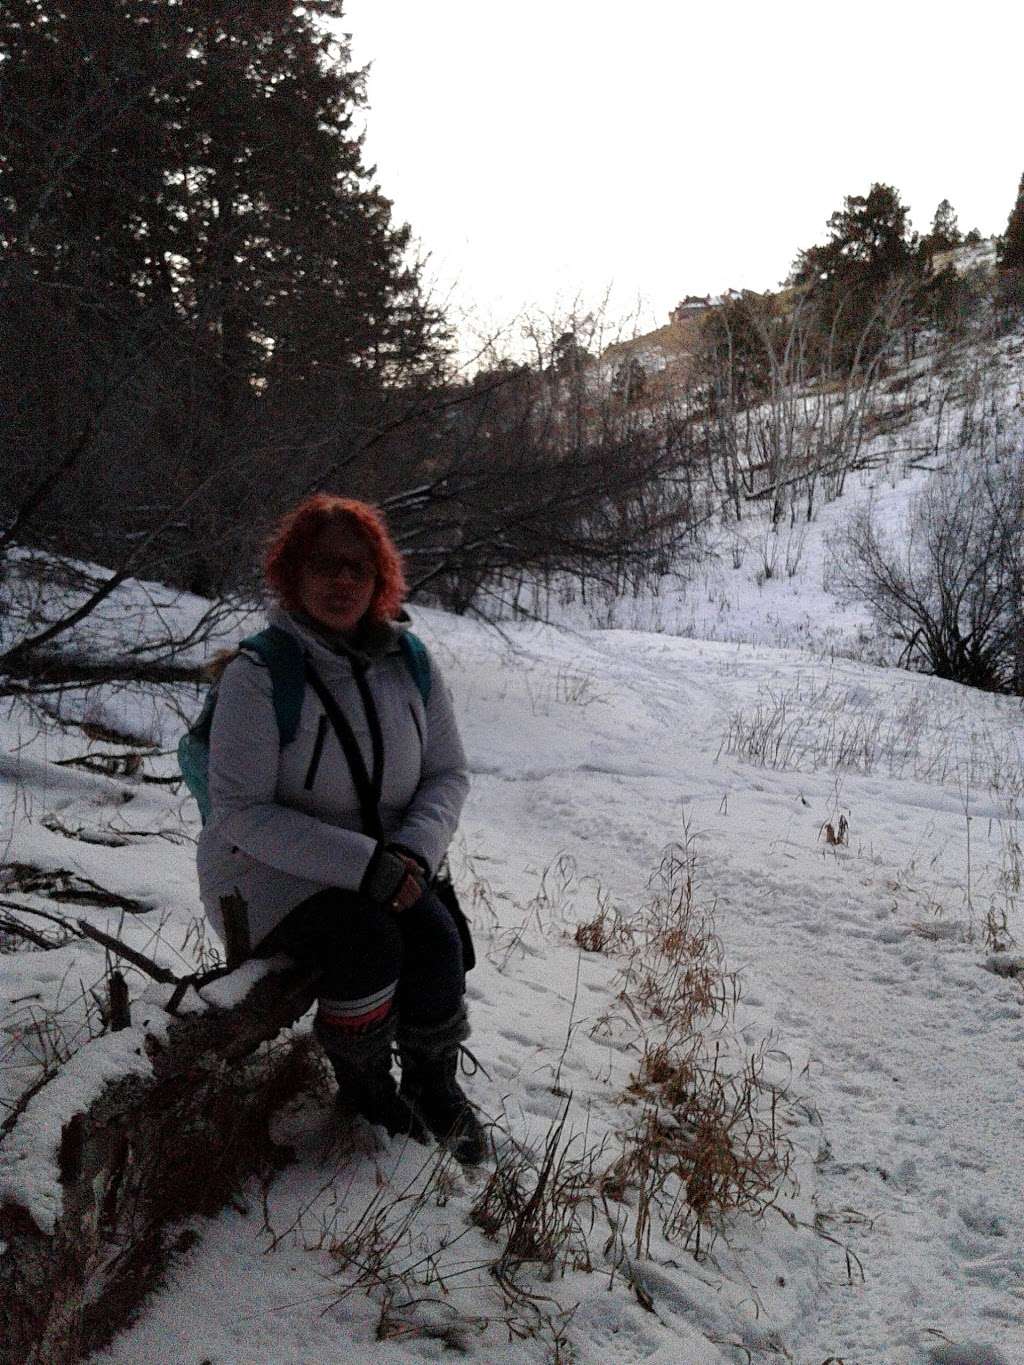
[670,295,714,325]
[599,313,708,399]
[597,293,738,398]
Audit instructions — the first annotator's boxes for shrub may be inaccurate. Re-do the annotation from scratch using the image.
[828,454,1024,694]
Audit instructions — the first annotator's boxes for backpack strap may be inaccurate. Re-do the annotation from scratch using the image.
[303,634,429,840]
[239,625,306,745]
[304,659,385,840]
[398,631,432,705]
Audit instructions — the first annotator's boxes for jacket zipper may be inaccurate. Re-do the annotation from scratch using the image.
[304,714,329,790]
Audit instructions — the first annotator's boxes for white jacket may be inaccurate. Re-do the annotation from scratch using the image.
[196,607,469,951]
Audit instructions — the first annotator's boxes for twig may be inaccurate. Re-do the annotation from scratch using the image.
[0,917,55,949]
[551,950,583,1096]
[0,898,79,928]
[74,919,177,983]
[0,1070,59,1141]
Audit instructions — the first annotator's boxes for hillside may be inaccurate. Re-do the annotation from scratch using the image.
[1,317,1023,1364]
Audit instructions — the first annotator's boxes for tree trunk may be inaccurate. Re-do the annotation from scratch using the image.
[0,959,321,1365]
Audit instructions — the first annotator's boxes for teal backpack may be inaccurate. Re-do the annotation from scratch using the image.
[178,624,431,824]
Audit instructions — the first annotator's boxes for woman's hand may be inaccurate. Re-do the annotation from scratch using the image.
[360,845,427,913]
[390,855,427,912]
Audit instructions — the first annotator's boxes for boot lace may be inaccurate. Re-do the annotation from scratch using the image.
[458,1043,491,1081]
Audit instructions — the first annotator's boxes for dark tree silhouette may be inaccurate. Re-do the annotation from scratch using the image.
[998,171,1024,272]
[0,0,444,594]
[791,183,918,366]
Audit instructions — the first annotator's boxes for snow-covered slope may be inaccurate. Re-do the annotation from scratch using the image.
[2,599,1021,1364]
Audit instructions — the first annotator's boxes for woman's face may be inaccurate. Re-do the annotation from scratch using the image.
[297,521,378,635]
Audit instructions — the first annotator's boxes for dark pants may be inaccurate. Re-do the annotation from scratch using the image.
[256,887,464,1055]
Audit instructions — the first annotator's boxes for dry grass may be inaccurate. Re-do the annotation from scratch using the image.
[988,794,1022,949]
[573,886,631,954]
[489,854,580,970]
[720,675,1024,795]
[591,828,795,1262]
[615,1037,791,1259]
[820,815,849,847]
[616,840,738,1034]
[470,1099,599,1279]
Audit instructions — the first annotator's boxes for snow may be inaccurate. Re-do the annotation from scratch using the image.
[199,956,290,1010]
[0,1026,156,1234]
[2,340,1023,1362]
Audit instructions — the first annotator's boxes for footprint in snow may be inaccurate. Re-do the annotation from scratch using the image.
[959,1246,1024,1290]
[957,1195,1008,1239]
[497,1027,543,1049]
[519,1089,575,1121]
[929,1343,1012,1364]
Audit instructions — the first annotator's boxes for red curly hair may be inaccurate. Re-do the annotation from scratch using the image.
[263,495,407,624]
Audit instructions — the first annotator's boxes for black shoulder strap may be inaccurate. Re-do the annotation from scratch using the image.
[304,659,385,841]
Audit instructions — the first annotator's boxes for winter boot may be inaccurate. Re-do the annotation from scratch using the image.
[319,1017,428,1142]
[398,1008,487,1166]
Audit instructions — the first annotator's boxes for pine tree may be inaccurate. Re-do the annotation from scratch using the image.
[0,1,445,591]
[999,172,1024,272]
[823,183,913,278]
[927,199,962,253]
[791,183,917,366]
[0,1,441,394]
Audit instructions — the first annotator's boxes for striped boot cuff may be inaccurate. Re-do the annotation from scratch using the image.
[316,981,397,1039]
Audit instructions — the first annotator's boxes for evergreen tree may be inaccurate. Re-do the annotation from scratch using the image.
[794,183,913,289]
[0,0,445,591]
[924,199,962,255]
[0,0,441,390]
[998,172,1024,272]
[791,183,917,366]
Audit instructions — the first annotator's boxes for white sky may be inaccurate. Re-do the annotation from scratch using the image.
[342,1,1024,346]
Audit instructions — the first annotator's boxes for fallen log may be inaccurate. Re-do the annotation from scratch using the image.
[0,956,322,1365]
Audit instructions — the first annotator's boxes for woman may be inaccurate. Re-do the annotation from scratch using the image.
[196,494,483,1164]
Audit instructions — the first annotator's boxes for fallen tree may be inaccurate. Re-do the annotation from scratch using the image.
[0,953,322,1365]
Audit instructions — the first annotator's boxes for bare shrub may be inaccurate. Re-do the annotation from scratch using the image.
[693,284,905,528]
[381,323,702,620]
[755,526,780,585]
[784,521,808,578]
[829,454,1024,694]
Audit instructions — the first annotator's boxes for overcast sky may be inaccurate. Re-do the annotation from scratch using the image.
[342,1,1023,346]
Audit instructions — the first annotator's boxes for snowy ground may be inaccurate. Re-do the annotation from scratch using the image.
[2,336,1023,1363]
[2,600,1022,1363]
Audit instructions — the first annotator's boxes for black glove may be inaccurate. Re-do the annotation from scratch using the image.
[360,844,427,912]
[387,843,430,877]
